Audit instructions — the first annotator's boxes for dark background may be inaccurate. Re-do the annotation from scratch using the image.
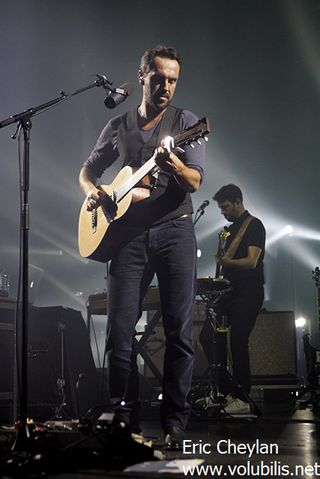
[0,0,319,343]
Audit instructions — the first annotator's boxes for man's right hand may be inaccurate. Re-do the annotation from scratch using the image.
[86,187,109,211]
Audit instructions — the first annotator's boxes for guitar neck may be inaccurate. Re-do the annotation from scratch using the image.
[115,157,157,201]
[215,245,225,278]
[215,229,229,279]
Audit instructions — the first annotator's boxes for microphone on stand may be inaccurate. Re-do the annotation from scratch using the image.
[104,82,134,109]
[197,200,210,213]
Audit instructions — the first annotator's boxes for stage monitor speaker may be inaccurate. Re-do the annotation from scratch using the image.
[143,300,208,380]
[142,307,297,385]
[25,306,99,420]
[0,299,16,423]
[249,310,297,380]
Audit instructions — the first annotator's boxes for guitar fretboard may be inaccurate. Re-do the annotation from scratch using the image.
[115,157,157,201]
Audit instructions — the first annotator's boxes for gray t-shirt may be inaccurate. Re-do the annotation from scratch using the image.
[84,108,206,179]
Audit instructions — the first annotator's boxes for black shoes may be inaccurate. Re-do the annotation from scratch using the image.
[164,425,184,450]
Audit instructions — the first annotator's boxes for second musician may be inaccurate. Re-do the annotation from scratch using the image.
[213,184,266,414]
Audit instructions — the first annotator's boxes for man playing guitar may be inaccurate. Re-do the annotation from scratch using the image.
[213,184,266,414]
[79,45,206,448]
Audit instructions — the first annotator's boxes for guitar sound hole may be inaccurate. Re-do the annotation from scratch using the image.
[91,210,97,233]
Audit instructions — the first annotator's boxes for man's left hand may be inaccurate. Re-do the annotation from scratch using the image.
[152,145,201,192]
[154,146,184,175]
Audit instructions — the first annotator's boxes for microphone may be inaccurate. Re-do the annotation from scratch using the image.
[104,82,134,109]
[197,200,210,212]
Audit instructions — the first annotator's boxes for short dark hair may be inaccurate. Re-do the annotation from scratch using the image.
[140,45,181,74]
[213,184,243,204]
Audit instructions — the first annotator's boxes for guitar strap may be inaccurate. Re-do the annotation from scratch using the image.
[225,215,254,259]
[156,106,183,145]
[147,106,182,188]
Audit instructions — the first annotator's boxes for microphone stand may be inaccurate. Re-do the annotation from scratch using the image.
[0,74,115,457]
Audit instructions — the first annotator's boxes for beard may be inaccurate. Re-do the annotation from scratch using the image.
[153,91,171,111]
[154,99,170,112]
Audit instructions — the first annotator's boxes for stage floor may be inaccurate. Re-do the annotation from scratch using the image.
[0,397,319,478]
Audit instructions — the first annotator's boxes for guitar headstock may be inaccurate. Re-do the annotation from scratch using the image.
[312,266,320,288]
[173,117,211,149]
[218,229,231,242]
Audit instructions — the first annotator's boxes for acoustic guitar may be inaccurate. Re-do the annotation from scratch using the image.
[78,117,210,262]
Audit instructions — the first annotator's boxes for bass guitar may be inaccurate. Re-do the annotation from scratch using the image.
[215,228,230,279]
[78,117,210,262]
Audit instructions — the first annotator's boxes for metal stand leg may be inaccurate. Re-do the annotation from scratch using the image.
[53,320,68,419]
[191,292,229,414]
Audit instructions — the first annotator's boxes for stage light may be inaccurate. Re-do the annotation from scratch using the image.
[45,272,86,307]
[31,225,87,263]
[0,247,64,256]
[295,316,306,328]
[283,225,294,235]
[266,224,294,248]
[197,249,202,258]
[196,220,226,243]
[286,239,320,269]
[30,248,63,256]
[290,226,320,241]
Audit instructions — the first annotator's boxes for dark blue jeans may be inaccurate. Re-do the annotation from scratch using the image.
[199,286,264,401]
[228,287,264,400]
[106,215,197,431]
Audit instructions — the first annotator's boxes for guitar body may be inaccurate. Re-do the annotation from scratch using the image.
[78,166,153,262]
[78,166,134,261]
